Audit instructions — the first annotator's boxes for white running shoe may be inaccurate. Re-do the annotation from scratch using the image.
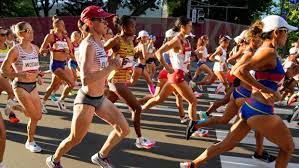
[135,137,156,149]
[25,141,42,153]
[180,115,189,124]
[56,100,67,112]
[41,101,48,114]
[189,80,196,88]
[91,153,113,168]
[180,161,194,168]
[197,85,204,91]
[193,91,203,98]
[0,162,7,168]
[215,83,225,94]
[192,128,209,137]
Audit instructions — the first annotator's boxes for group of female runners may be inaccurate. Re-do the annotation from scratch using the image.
[0,5,297,168]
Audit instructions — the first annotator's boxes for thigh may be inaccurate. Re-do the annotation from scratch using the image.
[30,89,43,114]
[95,98,129,129]
[70,104,95,138]
[201,64,213,76]
[214,71,226,83]
[14,88,37,116]
[247,115,293,148]
[172,81,196,102]
[222,99,238,121]
[114,83,139,110]
[54,68,74,85]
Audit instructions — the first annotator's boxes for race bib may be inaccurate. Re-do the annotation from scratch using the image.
[99,56,108,70]
[121,56,134,69]
[184,51,191,63]
[55,41,68,50]
[22,57,40,71]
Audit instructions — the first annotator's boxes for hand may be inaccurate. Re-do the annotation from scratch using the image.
[108,56,122,70]
[260,88,281,104]
[37,76,44,85]
[165,66,174,74]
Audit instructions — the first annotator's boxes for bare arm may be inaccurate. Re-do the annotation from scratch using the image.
[227,47,245,64]
[104,36,120,52]
[233,48,276,93]
[0,47,20,78]
[209,47,222,62]
[230,51,253,74]
[39,34,53,56]
[155,37,179,72]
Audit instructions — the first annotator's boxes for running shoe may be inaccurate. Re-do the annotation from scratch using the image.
[46,155,63,168]
[287,104,299,122]
[199,111,209,120]
[91,153,113,168]
[288,94,298,106]
[186,120,196,140]
[193,91,203,98]
[192,128,209,137]
[135,137,156,149]
[215,83,225,94]
[41,101,48,114]
[25,141,42,153]
[0,162,7,168]
[69,90,78,96]
[56,100,67,112]
[50,95,58,102]
[8,112,20,124]
[180,161,195,168]
[189,80,196,88]
[4,107,10,116]
[252,151,276,163]
[180,115,189,124]
[197,85,204,91]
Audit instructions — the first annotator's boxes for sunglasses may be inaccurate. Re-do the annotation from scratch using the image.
[0,33,7,37]
[20,29,33,33]
[92,18,108,25]
[278,28,288,33]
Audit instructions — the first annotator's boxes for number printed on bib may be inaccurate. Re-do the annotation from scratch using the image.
[0,53,6,62]
[121,56,134,69]
[22,58,40,72]
[99,56,108,70]
[56,41,68,50]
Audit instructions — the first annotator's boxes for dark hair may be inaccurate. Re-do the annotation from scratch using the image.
[172,16,191,32]
[119,15,134,27]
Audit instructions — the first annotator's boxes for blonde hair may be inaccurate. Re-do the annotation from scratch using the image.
[245,20,263,42]
[52,15,63,28]
[11,22,30,39]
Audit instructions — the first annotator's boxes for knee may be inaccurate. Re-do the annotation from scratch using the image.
[188,96,197,105]
[30,112,42,121]
[282,140,295,154]
[117,124,130,138]
[69,135,84,145]
[132,104,142,113]
[154,95,163,104]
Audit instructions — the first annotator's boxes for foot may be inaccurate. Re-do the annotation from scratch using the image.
[41,101,48,114]
[0,162,7,168]
[56,100,67,112]
[189,80,196,88]
[180,115,189,124]
[287,104,299,122]
[193,91,203,98]
[215,83,225,94]
[192,128,209,137]
[8,112,20,124]
[186,120,196,140]
[199,111,209,120]
[91,153,113,168]
[25,140,42,153]
[252,151,276,163]
[50,95,58,102]
[46,155,63,168]
[180,161,195,168]
[135,137,156,149]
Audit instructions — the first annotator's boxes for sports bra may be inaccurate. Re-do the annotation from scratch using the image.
[12,44,39,73]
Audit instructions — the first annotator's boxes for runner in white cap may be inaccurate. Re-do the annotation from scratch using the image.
[131,30,156,95]
[181,15,298,168]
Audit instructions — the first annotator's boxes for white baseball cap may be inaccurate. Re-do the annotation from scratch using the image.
[165,29,178,38]
[234,30,247,43]
[137,30,149,39]
[289,47,299,55]
[261,15,298,33]
[185,32,196,38]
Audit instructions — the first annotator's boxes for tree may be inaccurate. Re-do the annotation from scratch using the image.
[57,0,104,16]
[59,0,161,16]
[167,0,274,25]
[0,0,36,17]
[31,0,58,17]
[121,0,161,16]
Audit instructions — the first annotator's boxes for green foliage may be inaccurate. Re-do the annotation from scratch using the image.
[167,0,187,17]
[0,0,36,17]
[58,0,104,16]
